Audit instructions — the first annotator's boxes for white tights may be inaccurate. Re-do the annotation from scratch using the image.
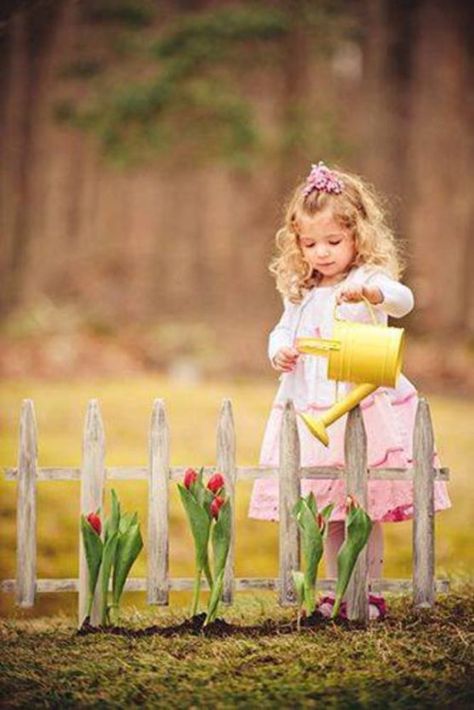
[324,520,384,581]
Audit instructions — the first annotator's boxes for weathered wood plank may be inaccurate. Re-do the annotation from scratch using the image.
[413,397,435,607]
[3,465,450,482]
[278,401,300,606]
[147,399,170,605]
[16,400,38,608]
[217,399,236,603]
[78,400,106,628]
[344,406,369,624]
[0,577,450,594]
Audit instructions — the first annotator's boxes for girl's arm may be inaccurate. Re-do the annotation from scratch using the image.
[268,298,297,362]
[365,272,414,318]
[337,270,414,319]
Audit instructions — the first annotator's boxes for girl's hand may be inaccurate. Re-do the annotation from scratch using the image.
[336,284,384,305]
[272,346,299,373]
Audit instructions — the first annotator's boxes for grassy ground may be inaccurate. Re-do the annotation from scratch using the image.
[1,590,473,708]
[1,377,473,707]
[0,376,473,619]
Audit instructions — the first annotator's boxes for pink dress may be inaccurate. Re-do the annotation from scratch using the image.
[249,265,451,522]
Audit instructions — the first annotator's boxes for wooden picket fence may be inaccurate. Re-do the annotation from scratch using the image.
[1,396,449,626]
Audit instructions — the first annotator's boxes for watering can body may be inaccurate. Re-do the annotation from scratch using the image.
[296,304,405,446]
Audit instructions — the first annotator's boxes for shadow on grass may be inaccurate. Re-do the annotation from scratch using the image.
[77,610,348,638]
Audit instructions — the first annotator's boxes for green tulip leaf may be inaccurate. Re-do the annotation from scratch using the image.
[100,531,119,625]
[178,484,212,572]
[211,498,231,580]
[292,570,305,608]
[80,514,103,597]
[296,497,323,615]
[103,489,121,543]
[204,569,225,626]
[332,506,373,618]
[292,497,305,519]
[112,523,144,607]
[320,503,335,524]
[119,511,138,536]
[305,492,318,517]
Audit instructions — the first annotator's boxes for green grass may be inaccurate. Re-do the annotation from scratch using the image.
[1,376,473,619]
[1,591,473,708]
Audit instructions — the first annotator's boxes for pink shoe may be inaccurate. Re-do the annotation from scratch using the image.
[318,595,347,619]
[368,594,387,620]
[318,595,386,620]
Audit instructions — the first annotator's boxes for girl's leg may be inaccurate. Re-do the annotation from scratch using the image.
[318,521,344,616]
[367,521,384,578]
[324,520,345,579]
[324,520,384,577]
[320,520,385,619]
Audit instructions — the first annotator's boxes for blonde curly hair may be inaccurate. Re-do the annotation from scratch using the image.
[270,165,405,303]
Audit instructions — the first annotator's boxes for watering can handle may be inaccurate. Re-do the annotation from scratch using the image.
[334,295,378,326]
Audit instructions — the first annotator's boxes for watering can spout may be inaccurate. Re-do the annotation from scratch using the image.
[299,383,378,446]
[299,413,331,447]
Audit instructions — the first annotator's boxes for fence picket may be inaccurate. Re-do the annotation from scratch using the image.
[78,400,106,628]
[278,400,300,605]
[16,400,38,607]
[2,397,449,615]
[217,399,236,603]
[147,399,170,605]
[413,397,435,607]
[344,405,369,623]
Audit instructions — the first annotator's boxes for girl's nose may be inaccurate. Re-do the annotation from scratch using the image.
[316,244,330,257]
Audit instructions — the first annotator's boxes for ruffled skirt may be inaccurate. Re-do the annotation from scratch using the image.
[249,380,451,522]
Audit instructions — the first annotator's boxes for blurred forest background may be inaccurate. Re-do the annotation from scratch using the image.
[0,0,473,384]
[0,0,473,618]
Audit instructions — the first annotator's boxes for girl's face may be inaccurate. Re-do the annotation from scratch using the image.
[297,208,356,285]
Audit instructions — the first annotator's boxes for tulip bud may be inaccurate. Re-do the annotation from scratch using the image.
[184,468,198,489]
[207,472,225,494]
[345,494,358,513]
[86,512,101,536]
[210,495,225,519]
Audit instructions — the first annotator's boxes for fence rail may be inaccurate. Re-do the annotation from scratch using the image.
[1,396,449,626]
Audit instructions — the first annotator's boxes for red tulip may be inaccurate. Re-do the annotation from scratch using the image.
[345,495,359,514]
[207,472,225,494]
[86,512,101,536]
[210,495,225,519]
[184,468,198,489]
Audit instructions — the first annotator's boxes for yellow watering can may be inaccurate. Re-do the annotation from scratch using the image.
[296,299,405,447]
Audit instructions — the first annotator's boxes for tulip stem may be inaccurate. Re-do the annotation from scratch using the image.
[304,583,316,617]
[331,596,342,619]
[191,570,201,617]
[203,559,213,590]
[86,593,94,620]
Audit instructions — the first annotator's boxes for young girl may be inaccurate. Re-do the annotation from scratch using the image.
[249,162,451,619]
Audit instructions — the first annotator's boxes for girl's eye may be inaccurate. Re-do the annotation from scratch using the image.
[329,240,341,246]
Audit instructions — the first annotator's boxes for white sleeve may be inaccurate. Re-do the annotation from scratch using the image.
[268,299,296,362]
[365,271,414,319]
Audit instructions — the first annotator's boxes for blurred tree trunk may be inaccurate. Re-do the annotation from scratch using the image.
[0,1,65,313]
[278,1,311,193]
[362,0,418,200]
[405,0,474,336]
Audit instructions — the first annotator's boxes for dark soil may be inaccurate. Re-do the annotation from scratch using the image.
[76,610,363,638]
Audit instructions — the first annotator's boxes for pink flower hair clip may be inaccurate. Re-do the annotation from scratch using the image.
[302,161,344,197]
